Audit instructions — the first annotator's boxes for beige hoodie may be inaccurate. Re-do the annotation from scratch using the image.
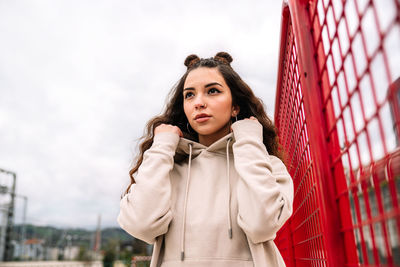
[118,119,294,266]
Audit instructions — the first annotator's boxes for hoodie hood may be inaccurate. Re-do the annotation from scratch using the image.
[176,132,235,157]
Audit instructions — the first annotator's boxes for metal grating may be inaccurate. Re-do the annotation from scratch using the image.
[274,8,328,267]
[274,0,400,266]
[308,0,400,265]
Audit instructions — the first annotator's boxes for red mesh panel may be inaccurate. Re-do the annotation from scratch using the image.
[275,0,400,266]
[275,6,329,266]
[309,0,400,265]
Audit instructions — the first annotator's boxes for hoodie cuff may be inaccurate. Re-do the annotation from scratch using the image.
[153,132,180,148]
[231,119,263,142]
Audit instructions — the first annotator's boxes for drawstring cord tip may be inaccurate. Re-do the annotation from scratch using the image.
[181,251,185,261]
[228,228,233,239]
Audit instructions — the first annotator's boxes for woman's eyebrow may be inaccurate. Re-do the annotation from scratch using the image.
[184,82,223,91]
[205,82,222,88]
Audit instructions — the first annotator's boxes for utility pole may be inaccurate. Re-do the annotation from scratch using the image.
[18,196,28,260]
[0,168,16,261]
[93,214,101,258]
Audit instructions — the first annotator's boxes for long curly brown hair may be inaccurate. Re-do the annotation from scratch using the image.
[124,52,284,195]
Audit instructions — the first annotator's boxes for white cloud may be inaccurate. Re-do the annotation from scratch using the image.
[0,0,282,229]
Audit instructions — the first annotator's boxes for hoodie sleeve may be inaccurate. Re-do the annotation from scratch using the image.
[117,132,180,244]
[231,119,294,244]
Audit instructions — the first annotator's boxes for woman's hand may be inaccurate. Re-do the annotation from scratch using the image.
[154,124,183,137]
[231,116,258,131]
[244,116,258,121]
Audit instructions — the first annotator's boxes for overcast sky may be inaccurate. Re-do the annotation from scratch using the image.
[0,0,284,229]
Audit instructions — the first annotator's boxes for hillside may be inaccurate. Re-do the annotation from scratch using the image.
[11,224,139,250]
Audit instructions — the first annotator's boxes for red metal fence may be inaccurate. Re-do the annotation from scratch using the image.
[274,0,400,266]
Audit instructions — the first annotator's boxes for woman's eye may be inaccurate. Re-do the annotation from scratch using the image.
[184,92,194,99]
[208,88,220,94]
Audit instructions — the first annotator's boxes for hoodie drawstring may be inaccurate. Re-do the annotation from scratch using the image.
[181,143,193,261]
[226,137,233,239]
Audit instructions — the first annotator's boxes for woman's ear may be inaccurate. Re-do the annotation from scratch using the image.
[232,105,240,117]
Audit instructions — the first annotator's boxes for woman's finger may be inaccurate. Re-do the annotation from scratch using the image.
[244,116,257,121]
[175,126,183,137]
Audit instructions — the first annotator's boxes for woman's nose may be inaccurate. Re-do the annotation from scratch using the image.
[194,102,206,109]
[194,96,207,109]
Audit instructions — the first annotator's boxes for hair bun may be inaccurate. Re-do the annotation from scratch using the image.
[184,54,200,68]
[214,52,233,64]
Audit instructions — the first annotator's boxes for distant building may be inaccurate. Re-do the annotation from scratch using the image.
[388,77,400,145]
[12,239,60,261]
[24,238,45,260]
[11,240,21,260]
[63,245,79,260]
[45,247,59,261]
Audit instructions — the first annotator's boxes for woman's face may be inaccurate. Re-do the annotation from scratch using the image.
[183,67,239,146]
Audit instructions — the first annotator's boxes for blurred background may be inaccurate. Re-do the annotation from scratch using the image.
[0,0,283,265]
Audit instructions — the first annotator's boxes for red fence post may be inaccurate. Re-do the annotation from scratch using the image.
[274,4,296,267]
[287,0,354,265]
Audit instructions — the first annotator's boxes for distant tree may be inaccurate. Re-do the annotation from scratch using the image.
[102,239,118,267]
[132,239,148,255]
[77,245,92,262]
[57,252,64,261]
[119,247,133,267]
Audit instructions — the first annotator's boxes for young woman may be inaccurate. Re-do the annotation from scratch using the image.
[118,52,294,267]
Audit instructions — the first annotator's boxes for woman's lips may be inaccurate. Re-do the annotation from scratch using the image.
[195,116,211,122]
